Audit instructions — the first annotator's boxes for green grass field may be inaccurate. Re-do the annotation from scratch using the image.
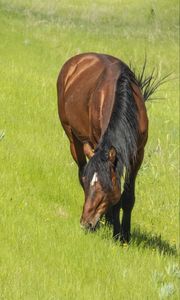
[0,0,179,299]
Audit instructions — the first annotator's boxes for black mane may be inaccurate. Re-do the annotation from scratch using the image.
[83,150,116,191]
[83,62,139,190]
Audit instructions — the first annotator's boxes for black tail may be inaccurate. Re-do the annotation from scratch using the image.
[133,57,172,101]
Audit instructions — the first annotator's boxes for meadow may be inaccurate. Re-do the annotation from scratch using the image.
[0,0,179,299]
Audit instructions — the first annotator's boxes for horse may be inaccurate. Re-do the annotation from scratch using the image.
[57,52,166,243]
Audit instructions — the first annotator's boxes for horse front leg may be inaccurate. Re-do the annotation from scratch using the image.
[105,201,121,240]
[120,186,135,243]
[120,148,144,243]
[112,201,121,240]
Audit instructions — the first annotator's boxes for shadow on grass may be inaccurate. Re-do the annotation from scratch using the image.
[84,223,177,256]
[131,227,177,256]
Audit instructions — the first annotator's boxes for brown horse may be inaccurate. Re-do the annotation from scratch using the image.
[57,53,164,243]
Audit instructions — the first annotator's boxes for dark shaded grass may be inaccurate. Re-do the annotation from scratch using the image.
[93,222,178,256]
[131,227,178,256]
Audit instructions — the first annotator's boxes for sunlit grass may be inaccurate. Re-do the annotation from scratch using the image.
[0,0,179,299]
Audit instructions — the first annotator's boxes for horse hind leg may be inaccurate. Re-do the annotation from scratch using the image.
[70,133,87,187]
[61,123,87,187]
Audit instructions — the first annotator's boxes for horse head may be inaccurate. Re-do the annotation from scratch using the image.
[80,147,121,230]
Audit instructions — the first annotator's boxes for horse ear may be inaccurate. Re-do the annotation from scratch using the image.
[108,146,116,164]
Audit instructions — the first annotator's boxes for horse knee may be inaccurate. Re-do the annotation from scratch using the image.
[121,191,135,211]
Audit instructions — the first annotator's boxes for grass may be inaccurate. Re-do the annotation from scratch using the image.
[0,0,179,299]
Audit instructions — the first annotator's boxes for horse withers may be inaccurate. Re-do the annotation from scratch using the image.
[57,53,162,243]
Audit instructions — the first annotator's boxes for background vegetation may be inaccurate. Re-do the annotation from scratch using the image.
[0,0,179,299]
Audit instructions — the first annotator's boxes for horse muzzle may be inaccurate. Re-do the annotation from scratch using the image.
[80,214,100,231]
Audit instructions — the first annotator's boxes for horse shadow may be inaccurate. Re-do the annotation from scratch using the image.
[130,227,177,256]
[99,224,177,256]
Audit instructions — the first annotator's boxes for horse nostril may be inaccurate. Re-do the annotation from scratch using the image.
[80,218,94,230]
[88,222,93,229]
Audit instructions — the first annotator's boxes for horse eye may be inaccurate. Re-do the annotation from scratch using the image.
[82,176,86,183]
